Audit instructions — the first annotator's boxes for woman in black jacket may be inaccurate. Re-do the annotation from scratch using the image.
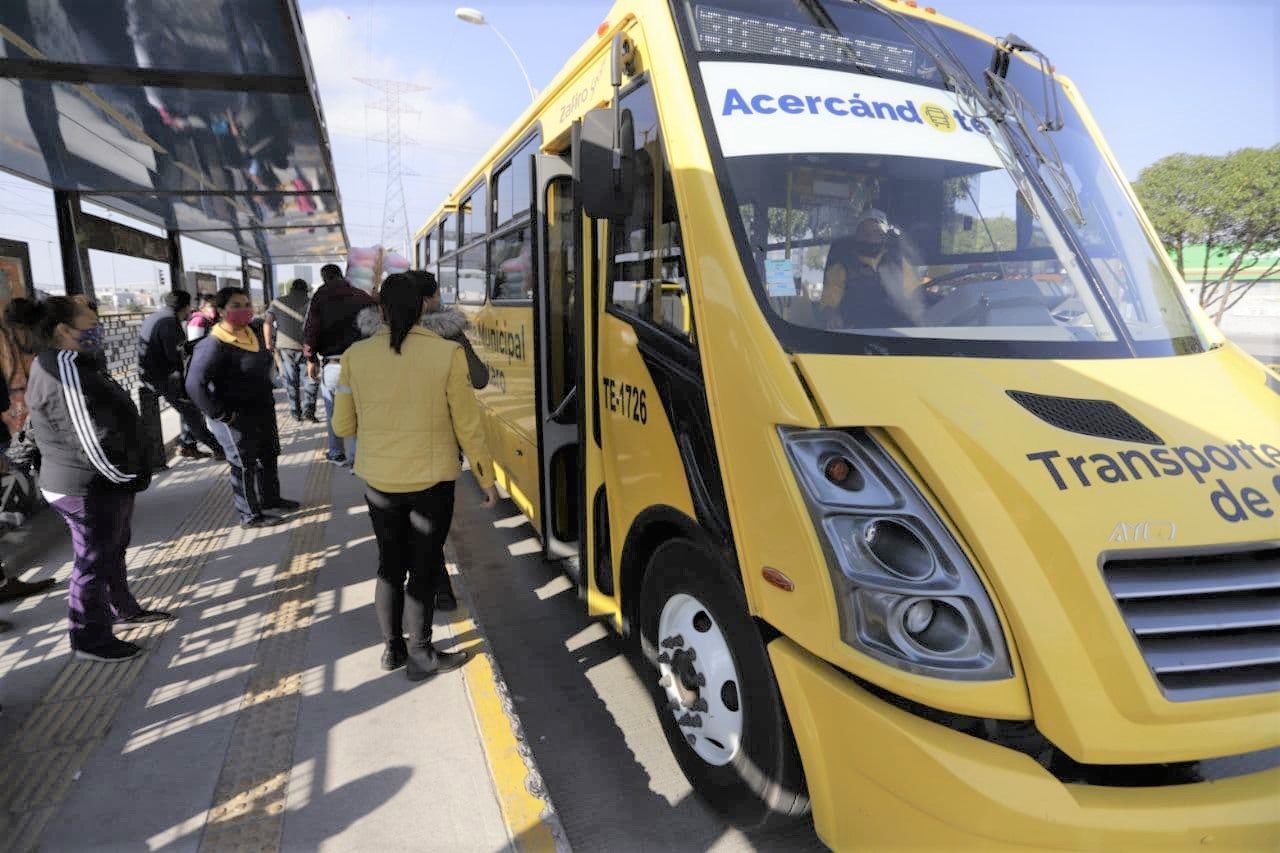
[407,270,488,390]
[186,287,299,529]
[26,297,169,663]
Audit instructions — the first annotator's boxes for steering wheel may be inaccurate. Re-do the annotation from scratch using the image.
[921,267,1006,307]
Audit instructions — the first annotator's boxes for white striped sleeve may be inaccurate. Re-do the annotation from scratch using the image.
[57,351,134,484]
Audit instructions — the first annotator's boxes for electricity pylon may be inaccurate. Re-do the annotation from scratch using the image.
[355,78,428,259]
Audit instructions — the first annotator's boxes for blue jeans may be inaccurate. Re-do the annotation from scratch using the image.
[278,348,318,417]
[320,361,356,462]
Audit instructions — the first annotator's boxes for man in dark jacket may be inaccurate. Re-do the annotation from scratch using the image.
[137,290,222,461]
[303,263,375,465]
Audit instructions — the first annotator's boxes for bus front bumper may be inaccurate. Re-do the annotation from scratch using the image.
[768,637,1280,851]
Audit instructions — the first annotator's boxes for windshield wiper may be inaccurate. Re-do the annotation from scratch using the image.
[850,0,1135,354]
[985,36,1085,226]
[851,1,1043,215]
[988,34,1062,130]
[986,75,1085,225]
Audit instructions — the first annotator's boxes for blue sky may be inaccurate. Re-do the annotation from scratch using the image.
[2,0,1276,292]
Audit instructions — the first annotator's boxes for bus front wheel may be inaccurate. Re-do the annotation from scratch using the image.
[638,539,810,828]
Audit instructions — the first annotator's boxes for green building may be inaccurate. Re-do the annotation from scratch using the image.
[1175,245,1280,284]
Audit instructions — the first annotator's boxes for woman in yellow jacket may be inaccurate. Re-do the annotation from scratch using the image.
[332,272,497,680]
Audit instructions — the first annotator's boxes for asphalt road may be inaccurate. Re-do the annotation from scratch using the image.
[448,478,826,853]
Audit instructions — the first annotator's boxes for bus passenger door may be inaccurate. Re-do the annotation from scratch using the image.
[530,153,581,568]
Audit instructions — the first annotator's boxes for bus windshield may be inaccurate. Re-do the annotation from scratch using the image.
[679,0,1207,358]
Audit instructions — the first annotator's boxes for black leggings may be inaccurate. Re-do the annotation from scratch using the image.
[365,480,455,637]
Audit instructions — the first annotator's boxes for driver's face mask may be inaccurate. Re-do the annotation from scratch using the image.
[854,238,887,258]
[853,217,889,259]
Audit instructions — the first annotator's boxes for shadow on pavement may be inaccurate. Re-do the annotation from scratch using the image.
[0,421,450,851]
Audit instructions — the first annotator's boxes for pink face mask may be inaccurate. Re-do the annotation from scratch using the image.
[225,308,255,326]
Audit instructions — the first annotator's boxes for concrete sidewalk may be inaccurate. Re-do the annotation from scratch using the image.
[0,407,561,852]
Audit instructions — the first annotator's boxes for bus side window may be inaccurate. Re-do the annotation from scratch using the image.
[608,81,693,345]
[492,225,532,302]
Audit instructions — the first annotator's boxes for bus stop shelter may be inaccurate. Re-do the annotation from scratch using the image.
[0,0,347,302]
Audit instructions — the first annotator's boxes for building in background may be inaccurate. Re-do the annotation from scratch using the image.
[1178,245,1280,285]
[183,271,217,297]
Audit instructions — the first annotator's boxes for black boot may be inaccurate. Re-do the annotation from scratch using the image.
[374,579,406,670]
[404,595,466,681]
[435,577,458,613]
[381,638,408,671]
[405,643,467,681]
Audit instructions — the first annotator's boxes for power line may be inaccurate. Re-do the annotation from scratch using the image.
[327,128,485,156]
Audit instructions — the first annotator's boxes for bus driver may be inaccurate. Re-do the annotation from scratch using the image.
[820,208,921,330]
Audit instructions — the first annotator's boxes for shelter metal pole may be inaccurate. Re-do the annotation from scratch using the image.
[140,230,183,471]
[167,230,184,293]
[53,189,93,299]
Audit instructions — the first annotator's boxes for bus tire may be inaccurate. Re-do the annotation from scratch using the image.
[638,538,810,828]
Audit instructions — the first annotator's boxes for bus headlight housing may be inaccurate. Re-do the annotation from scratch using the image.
[782,428,1011,681]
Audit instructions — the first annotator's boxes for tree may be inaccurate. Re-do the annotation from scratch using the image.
[1134,146,1280,322]
[942,215,1017,254]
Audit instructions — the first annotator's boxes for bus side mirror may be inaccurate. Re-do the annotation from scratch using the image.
[579,107,634,220]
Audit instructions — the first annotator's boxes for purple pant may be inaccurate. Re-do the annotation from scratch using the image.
[50,492,141,650]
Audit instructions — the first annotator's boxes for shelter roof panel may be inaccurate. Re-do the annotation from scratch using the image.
[0,1,296,77]
[0,0,346,266]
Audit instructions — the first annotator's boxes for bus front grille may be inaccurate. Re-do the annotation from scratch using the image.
[1101,544,1280,702]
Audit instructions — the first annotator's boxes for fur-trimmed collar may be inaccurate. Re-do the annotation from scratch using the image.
[355,306,471,341]
[355,305,383,339]
[420,307,469,339]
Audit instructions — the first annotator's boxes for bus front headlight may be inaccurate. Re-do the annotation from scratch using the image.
[782,428,1012,681]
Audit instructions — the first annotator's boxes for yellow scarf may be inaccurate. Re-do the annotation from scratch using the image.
[212,323,260,353]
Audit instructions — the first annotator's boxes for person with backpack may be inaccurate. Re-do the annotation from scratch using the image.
[26,297,167,662]
[138,290,222,461]
[303,263,375,466]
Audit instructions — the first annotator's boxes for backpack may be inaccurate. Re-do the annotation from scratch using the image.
[0,463,40,529]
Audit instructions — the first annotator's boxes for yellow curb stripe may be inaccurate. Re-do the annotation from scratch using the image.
[442,553,567,853]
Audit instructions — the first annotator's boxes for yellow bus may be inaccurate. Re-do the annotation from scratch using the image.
[415,0,1280,847]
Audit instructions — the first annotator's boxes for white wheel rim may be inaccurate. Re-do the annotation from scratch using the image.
[656,592,743,767]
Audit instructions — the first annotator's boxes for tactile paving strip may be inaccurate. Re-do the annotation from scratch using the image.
[0,478,236,853]
[197,451,332,853]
